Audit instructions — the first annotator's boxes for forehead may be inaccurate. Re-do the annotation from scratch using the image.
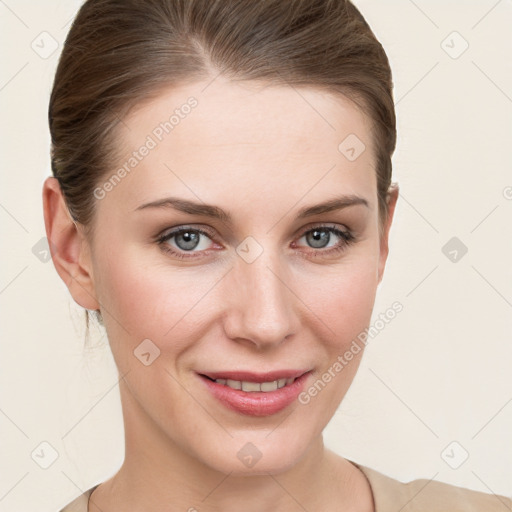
[107,77,377,215]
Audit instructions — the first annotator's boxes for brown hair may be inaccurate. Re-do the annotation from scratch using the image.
[49,0,396,338]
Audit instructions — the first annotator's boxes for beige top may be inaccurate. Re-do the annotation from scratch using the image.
[58,460,511,511]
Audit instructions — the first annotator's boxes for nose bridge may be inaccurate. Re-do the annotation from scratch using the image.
[223,241,296,347]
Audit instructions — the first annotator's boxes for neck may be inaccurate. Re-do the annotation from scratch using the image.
[89,380,372,512]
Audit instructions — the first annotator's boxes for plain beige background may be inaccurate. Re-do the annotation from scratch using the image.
[1,1,511,510]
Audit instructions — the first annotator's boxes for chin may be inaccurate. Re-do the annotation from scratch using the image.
[195,429,312,476]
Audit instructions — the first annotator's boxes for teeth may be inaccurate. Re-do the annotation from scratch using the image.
[214,377,296,392]
[226,379,241,390]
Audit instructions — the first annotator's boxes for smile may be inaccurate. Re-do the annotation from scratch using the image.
[204,376,296,392]
[198,370,312,416]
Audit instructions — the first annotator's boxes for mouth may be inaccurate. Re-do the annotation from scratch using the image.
[197,369,312,416]
[198,369,309,393]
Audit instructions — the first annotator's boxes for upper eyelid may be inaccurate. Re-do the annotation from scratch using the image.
[160,223,348,235]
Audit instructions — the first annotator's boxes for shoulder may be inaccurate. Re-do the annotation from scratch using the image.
[350,460,511,512]
[58,484,99,512]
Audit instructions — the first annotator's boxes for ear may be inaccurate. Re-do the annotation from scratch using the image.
[42,177,100,311]
[377,182,399,284]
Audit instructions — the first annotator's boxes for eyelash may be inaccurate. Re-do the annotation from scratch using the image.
[156,224,356,260]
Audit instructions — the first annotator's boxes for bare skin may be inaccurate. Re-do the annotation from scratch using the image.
[44,77,398,511]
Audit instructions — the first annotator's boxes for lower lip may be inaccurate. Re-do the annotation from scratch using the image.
[198,372,311,417]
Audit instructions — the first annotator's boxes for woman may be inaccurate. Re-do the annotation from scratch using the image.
[44,0,510,510]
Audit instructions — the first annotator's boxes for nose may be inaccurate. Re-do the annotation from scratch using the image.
[221,248,298,350]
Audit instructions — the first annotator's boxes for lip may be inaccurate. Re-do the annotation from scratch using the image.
[197,370,312,417]
[200,369,309,382]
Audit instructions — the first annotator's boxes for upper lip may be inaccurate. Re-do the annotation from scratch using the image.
[199,369,311,383]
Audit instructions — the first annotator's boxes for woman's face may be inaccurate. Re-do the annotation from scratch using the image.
[78,77,396,475]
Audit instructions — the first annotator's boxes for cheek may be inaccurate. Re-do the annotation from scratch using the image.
[93,245,225,357]
[295,293,376,420]
[298,255,380,342]
[296,254,379,406]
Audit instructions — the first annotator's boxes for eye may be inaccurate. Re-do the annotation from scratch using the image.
[293,224,356,256]
[156,226,217,259]
[156,223,356,260]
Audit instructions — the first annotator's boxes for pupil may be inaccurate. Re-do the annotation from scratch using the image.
[308,229,329,248]
[177,231,199,250]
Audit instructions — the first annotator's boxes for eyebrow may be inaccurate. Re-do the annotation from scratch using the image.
[135,194,369,223]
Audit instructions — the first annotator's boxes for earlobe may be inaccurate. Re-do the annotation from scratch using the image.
[377,182,399,284]
[42,177,100,311]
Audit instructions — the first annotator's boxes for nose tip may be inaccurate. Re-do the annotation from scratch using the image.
[222,257,297,349]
